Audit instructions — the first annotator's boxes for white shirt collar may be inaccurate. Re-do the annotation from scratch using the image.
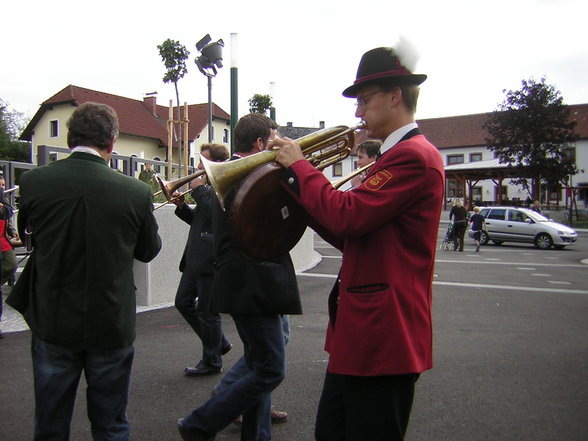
[70,146,102,157]
[380,122,419,156]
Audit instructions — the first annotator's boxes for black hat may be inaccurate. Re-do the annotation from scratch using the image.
[342,47,427,98]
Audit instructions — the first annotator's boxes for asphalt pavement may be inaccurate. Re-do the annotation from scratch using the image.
[1,226,587,441]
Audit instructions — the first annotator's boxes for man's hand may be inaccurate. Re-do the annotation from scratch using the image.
[171,191,185,207]
[268,138,305,169]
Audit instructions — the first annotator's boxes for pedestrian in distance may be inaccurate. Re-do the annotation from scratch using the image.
[469,206,487,252]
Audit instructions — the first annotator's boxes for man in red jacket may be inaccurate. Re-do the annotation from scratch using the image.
[271,41,445,441]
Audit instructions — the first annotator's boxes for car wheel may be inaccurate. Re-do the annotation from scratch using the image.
[479,231,489,245]
[534,233,553,250]
[492,240,503,245]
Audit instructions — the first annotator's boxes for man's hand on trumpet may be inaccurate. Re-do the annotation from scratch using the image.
[171,176,207,208]
[268,138,305,169]
[171,191,186,207]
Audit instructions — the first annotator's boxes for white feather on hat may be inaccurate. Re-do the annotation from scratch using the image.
[394,35,421,73]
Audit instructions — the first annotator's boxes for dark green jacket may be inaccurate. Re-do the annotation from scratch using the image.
[7,152,161,350]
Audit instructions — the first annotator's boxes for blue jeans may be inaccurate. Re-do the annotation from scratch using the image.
[213,316,290,441]
[181,314,285,441]
[31,335,134,441]
[175,272,230,369]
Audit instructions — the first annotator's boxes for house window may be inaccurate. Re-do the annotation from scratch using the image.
[50,120,58,137]
[562,147,576,164]
[332,162,343,177]
[446,178,463,198]
[223,129,229,143]
[447,154,464,165]
[470,153,482,162]
[472,186,483,200]
[154,157,162,174]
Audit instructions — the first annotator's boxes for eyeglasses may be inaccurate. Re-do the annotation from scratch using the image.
[355,89,382,110]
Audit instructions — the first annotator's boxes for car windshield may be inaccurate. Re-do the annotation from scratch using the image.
[525,210,549,222]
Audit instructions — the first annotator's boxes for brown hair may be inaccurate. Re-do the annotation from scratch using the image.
[67,102,119,150]
[379,83,420,113]
[200,143,229,162]
[356,140,381,158]
[234,113,277,153]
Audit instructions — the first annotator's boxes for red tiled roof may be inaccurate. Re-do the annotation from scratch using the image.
[20,85,230,146]
[418,103,588,150]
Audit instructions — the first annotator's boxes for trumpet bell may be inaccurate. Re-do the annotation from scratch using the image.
[154,169,207,203]
[201,150,277,210]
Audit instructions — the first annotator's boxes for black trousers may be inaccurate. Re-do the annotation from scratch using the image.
[453,221,467,251]
[315,371,420,441]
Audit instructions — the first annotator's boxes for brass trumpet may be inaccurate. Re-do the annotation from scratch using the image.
[202,123,363,210]
[153,170,206,210]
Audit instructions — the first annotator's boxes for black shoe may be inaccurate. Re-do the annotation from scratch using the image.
[177,419,216,441]
[221,343,232,356]
[184,365,222,377]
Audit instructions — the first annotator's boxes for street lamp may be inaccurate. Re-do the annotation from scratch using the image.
[195,34,224,142]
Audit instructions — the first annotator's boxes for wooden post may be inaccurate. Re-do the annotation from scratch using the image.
[167,100,173,179]
[183,102,189,177]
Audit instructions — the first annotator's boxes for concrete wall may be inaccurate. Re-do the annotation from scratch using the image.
[134,205,318,307]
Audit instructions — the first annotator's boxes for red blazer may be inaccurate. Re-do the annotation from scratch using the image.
[283,134,444,376]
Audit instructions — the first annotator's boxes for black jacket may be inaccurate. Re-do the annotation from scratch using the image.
[208,157,302,315]
[174,185,215,276]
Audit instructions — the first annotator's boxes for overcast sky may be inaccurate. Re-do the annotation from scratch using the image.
[2,0,587,130]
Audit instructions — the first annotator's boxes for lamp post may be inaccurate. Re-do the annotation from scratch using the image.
[230,33,238,154]
[195,34,224,143]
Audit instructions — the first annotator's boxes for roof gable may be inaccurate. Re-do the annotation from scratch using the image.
[20,85,230,146]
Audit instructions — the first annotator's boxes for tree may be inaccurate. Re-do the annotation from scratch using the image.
[248,94,272,115]
[157,39,190,169]
[0,99,30,163]
[483,78,578,201]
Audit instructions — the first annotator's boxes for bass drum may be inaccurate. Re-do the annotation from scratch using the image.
[229,162,307,261]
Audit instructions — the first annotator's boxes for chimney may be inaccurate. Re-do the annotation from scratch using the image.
[319,121,325,129]
[143,92,157,116]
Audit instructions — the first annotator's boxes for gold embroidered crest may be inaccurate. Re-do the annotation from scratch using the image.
[364,170,393,191]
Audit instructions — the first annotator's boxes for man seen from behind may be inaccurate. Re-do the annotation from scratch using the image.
[7,102,162,441]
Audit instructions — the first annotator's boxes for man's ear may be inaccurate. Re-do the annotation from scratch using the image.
[254,137,264,152]
[388,87,402,107]
[106,136,116,154]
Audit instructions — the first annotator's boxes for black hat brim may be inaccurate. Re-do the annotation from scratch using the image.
[342,74,427,98]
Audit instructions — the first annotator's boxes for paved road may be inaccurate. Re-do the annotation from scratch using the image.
[1,227,587,440]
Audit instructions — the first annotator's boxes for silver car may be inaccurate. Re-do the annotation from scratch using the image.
[467,206,578,250]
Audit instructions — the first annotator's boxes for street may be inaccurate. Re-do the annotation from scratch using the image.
[1,225,587,440]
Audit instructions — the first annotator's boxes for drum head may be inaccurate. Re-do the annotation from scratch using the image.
[230,162,307,261]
